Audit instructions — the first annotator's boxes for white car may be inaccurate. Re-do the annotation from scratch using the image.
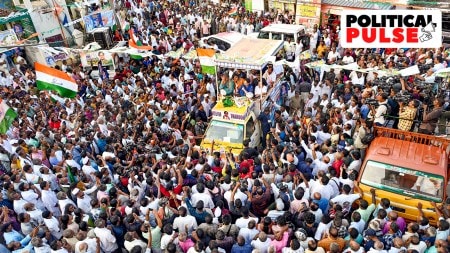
[198,32,246,53]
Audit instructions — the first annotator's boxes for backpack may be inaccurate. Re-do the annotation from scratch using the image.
[383,103,392,116]
[361,129,374,145]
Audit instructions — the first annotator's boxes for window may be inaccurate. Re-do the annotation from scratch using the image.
[258,32,270,39]
[284,33,295,42]
[217,39,231,51]
[272,33,282,40]
[360,160,444,202]
[245,117,255,140]
[204,120,244,144]
[443,13,450,32]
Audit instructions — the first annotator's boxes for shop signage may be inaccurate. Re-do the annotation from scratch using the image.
[298,5,318,18]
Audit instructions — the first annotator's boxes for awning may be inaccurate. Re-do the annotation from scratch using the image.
[0,9,30,26]
[215,38,284,70]
[322,0,393,10]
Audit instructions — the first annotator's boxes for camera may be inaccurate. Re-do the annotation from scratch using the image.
[365,98,378,106]
[393,92,411,104]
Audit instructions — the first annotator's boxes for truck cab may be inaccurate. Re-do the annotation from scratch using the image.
[199,98,262,155]
[357,127,450,224]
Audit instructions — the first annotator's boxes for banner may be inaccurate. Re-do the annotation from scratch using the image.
[80,50,113,67]
[83,10,115,32]
[297,5,318,18]
[0,30,18,47]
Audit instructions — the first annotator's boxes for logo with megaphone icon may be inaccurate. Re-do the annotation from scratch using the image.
[420,22,435,42]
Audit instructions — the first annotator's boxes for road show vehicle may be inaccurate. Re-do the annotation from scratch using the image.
[199,32,246,53]
[357,126,450,224]
[197,37,288,155]
[256,24,306,43]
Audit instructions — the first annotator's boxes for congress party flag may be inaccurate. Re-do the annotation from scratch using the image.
[35,62,78,98]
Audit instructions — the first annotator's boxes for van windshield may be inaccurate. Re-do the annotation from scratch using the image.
[360,160,444,202]
[204,120,244,144]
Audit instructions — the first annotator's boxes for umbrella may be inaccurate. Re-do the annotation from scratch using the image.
[434,67,450,78]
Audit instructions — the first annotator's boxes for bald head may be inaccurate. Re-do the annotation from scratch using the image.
[388,211,398,221]
[259,232,267,242]
[349,241,360,251]
[313,192,321,200]
[393,237,404,248]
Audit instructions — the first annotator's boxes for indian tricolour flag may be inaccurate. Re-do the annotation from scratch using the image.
[227,6,238,16]
[0,100,17,134]
[196,48,216,75]
[35,62,78,98]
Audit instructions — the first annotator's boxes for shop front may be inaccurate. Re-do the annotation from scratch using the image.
[270,0,297,17]
[296,0,321,28]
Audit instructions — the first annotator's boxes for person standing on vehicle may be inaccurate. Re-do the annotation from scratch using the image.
[419,98,444,135]
[398,99,419,132]
[368,92,389,127]
[258,107,271,148]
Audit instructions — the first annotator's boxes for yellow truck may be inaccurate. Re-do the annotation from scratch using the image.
[199,97,262,155]
[356,126,450,224]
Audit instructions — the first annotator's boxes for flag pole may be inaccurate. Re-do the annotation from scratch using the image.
[52,0,69,47]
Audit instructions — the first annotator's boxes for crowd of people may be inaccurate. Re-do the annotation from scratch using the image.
[0,0,450,253]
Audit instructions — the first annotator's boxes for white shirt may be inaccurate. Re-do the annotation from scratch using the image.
[342,55,355,64]
[173,215,198,234]
[41,190,61,216]
[14,198,28,214]
[59,198,76,214]
[235,217,259,229]
[251,238,272,253]
[21,190,45,210]
[94,227,118,253]
[44,216,62,239]
[191,191,214,209]
[77,195,93,214]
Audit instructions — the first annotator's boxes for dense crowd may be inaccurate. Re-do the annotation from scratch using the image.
[0,0,450,253]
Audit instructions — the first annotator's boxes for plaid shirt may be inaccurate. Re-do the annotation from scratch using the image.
[398,107,417,131]
[383,230,402,250]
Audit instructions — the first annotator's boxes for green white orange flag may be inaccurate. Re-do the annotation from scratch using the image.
[0,100,17,134]
[196,48,216,74]
[128,29,152,51]
[228,7,238,16]
[35,62,78,98]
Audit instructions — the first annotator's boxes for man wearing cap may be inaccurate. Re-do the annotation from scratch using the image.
[363,228,385,252]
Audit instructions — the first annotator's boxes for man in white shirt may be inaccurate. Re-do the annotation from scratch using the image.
[191,183,215,209]
[235,206,259,229]
[93,219,118,253]
[310,81,322,103]
[342,51,355,64]
[349,71,365,87]
[432,56,445,72]
[40,181,61,217]
[251,232,272,253]
[327,47,340,64]
[73,187,94,214]
[43,210,62,239]
[173,206,198,235]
